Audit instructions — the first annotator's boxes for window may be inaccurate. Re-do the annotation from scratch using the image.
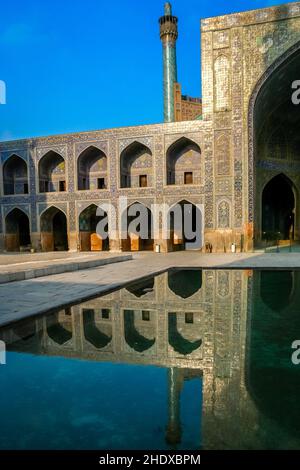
[98,178,105,189]
[185,312,194,324]
[45,181,49,192]
[59,180,66,192]
[139,175,147,188]
[184,172,193,184]
[65,307,72,316]
[82,178,87,190]
[142,310,150,321]
[101,309,110,319]
[24,183,29,194]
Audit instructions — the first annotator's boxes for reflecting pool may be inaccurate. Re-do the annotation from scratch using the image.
[0,269,300,450]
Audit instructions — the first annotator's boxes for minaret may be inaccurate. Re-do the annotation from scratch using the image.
[159,2,178,122]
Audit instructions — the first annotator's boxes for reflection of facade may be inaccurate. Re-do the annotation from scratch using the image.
[2,4,300,252]
[2,269,300,449]
[0,269,254,449]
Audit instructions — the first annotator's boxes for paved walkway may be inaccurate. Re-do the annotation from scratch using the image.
[0,252,132,283]
[1,251,300,327]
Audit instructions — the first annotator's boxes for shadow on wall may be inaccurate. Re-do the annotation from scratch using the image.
[252,3,300,246]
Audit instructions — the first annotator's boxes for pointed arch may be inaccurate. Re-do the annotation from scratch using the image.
[120,141,153,188]
[38,150,66,193]
[262,173,296,240]
[248,40,300,245]
[40,204,67,219]
[166,137,201,185]
[40,206,68,251]
[77,145,107,190]
[168,313,202,355]
[79,203,109,251]
[46,312,72,345]
[126,277,155,297]
[82,309,112,349]
[3,154,28,195]
[5,207,31,251]
[121,201,154,251]
[167,199,203,251]
[168,270,202,298]
[124,310,155,353]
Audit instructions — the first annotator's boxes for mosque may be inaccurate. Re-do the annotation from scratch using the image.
[1,1,300,253]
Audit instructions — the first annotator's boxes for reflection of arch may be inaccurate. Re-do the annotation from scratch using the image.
[83,309,112,349]
[3,154,28,195]
[126,277,154,297]
[262,174,295,240]
[10,322,43,353]
[168,270,202,298]
[79,204,109,251]
[168,313,202,355]
[260,271,294,312]
[121,202,154,251]
[40,206,68,251]
[166,137,201,185]
[120,141,152,188]
[5,208,31,251]
[46,314,72,345]
[247,270,300,438]
[124,310,155,352]
[38,151,66,193]
[168,201,203,251]
[77,146,107,190]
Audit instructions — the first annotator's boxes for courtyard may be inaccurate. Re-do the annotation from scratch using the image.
[1,250,300,326]
[1,0,300,460]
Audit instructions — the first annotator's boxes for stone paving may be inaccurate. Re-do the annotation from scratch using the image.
[0,252,132,283]
[1,251,300,327]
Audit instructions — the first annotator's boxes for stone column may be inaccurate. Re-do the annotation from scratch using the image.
[31,232,42,252]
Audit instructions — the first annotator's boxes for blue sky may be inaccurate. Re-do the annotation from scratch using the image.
[0,0,296,141]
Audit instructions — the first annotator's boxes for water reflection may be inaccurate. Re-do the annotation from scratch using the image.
[168,313,202,355]
[83,309,112,349]
[260,270,294,312]
[168,269,202,298]
[248,270,300,448]
[0,269,300,449]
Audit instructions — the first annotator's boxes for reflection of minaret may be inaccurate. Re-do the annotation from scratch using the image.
[159,2,178,122]
[165,367,182,446]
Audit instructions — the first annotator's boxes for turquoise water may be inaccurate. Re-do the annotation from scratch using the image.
[0,353,201,450]
[0,269,300,450]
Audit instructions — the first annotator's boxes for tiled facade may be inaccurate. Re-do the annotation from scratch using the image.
[2,2,300,252]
